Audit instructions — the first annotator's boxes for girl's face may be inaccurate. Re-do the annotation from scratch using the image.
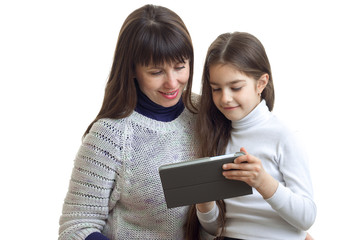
[209,64,268,121]
[135,60,190,107]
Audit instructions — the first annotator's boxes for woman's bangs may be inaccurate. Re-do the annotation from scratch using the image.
[135,28,192,66]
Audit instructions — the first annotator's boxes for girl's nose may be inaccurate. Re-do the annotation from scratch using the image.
[221,90,232,104]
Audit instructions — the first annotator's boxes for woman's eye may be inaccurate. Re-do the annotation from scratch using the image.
[150,71,162,75]
[232,87,242,91]
[175,66,185,70]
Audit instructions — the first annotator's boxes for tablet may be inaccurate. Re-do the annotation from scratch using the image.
[159,152,253,208]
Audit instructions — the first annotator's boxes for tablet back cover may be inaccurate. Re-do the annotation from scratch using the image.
[159,152,253,208]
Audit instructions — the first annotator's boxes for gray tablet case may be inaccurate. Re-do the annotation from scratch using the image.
[159,152,253,208]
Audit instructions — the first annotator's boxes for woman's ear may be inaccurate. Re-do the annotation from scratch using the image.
[257,73,269,94]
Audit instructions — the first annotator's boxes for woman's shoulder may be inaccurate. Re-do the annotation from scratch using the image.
[88,118,127,137]
[190,92,200,103]
[188,92,200,111]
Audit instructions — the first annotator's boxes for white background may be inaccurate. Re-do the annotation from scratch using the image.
[1,0,359,239]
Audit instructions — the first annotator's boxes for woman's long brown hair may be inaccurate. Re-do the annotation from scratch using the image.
[84,4,195,136]
[184,32,275,240]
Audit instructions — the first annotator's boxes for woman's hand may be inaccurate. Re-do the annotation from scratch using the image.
[222,147,278,199]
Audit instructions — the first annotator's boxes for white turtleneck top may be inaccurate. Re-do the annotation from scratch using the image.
[197,100,316,240]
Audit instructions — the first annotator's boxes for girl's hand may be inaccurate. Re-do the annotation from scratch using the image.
[222,147,278,199]
[196,201,215,213]
[305,232,314,240]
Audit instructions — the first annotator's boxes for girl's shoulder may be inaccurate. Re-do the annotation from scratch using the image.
[268,114,305,149]
[264,114,295,140]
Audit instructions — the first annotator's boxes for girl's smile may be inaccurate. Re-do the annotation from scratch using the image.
[222,106,239,110]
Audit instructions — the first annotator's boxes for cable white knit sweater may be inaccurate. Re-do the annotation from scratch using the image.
[59,108,197,240]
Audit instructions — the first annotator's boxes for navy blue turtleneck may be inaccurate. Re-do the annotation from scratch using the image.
[134,81,185,122]
[85,232,109,240]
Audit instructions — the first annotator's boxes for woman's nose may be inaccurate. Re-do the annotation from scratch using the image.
[164,72,177,89]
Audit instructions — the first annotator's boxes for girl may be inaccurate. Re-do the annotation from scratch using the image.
[59,5,198,240]
[185,32,316,240]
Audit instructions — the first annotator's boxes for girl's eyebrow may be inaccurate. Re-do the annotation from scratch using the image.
[210,79,246,85]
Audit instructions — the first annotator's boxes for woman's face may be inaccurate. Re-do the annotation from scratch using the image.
[135,60,190,107]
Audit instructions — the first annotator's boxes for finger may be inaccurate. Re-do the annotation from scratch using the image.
[234,154,249,164]
[223,169,258,185]
[222,163,245,170]
[240,147,248,155]
[233,147,249,164]
[222,169,251,180]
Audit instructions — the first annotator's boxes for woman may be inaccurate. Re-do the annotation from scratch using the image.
[58,4,197,240]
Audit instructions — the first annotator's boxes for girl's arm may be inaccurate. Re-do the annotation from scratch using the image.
[196,201,220,236]
[223,146,316,231]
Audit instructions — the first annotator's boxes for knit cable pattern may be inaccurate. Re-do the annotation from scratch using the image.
[59,108,197,240]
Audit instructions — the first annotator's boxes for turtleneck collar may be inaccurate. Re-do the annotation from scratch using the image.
[231,100,271,131]
[134,80,185,122]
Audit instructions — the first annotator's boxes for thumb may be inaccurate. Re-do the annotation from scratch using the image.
[240,147,248,155]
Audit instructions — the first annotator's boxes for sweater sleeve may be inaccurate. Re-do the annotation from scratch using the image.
[266,132,317,231]
[58,119,120,240]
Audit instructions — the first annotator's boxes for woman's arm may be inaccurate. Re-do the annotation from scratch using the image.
[59,120,120,239]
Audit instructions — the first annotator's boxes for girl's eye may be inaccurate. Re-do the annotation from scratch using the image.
[211,88,221,92]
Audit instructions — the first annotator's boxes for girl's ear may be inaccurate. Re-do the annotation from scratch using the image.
[257,73,269,94]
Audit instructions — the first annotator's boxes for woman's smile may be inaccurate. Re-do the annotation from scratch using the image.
[159,89,179,99]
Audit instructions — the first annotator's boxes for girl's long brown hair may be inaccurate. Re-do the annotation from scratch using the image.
[84,4,195,136]
[184,32,275,240]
